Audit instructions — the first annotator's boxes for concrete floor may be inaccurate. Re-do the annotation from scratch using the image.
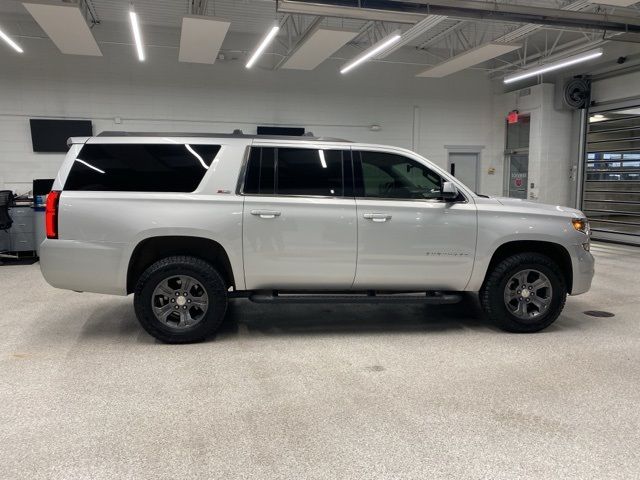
[1,242,639,479]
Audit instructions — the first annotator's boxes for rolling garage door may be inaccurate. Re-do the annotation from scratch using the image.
[584,107,640,243]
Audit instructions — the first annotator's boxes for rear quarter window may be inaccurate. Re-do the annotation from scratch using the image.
[64,143,221,192]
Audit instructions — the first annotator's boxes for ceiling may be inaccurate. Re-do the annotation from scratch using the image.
[1,0,640,80]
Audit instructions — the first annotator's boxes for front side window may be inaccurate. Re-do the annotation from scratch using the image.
[356,151,443,200]
[65,143,220,192]
[243,147,347,197]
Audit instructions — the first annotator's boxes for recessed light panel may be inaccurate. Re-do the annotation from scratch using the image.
[417,43,520,78]
[22,1,101,56]
[282,27,357,70]
[179,16,231,64]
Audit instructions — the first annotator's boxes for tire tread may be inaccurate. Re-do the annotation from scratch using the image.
[133,255,227,343]
[480,252,567,333]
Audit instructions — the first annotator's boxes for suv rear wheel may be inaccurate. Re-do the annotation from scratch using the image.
[480,252,567,333]
[133,256,227,343]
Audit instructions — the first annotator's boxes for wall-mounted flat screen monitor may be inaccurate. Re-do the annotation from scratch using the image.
[33,179,55,196]
[257,126,305,136]
[30,119,93,152]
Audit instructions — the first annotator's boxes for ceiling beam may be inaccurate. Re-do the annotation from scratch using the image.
[416,42,521,77]
[375,15,448,58]
[277,0,640,32]
[277,0,423,23]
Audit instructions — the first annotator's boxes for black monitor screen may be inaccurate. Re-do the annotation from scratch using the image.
[257,126,305,136]
[30,119,93,152]
[33,179,55,196]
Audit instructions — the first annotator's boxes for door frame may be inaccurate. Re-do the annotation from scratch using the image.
[445,145,483,193]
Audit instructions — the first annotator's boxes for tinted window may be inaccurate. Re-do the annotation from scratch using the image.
[243,147,347,197]
[277,148,343,196]
[65,143,220,192]
[243,147,275,194]
[356,151,443,200]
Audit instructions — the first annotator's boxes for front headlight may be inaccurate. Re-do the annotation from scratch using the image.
[572,217,590,235]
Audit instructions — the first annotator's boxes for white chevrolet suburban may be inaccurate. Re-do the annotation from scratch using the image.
[40,132,594,343]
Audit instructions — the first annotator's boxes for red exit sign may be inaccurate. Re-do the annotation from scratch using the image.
[507,110,519,124]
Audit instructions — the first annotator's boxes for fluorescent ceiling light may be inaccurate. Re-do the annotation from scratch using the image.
[618,108,640,116]
[318,150,327,168]
[246,25,279,69]
[129,10,145,61]
[504,48,603,84]
[22,1,100,55]
[75,159,105,174]
[185,144,209,169]
[282,27,357,70]
[589,114,607,123]
[587,0,638,6]
[179,15,230,64]
[0,27,23,53]
[417,43,521,78]
[340,31,401,74]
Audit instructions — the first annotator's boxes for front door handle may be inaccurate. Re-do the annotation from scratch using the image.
[250,209,281,219]
[363,213,392,223]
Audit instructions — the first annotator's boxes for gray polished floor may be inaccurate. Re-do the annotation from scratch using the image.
[1,242,638,479]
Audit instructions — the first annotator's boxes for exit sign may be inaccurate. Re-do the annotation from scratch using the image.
[507,110,519,124]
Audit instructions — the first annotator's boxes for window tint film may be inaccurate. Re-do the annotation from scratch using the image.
[65,143,220,192]
[243,147,275,194]
[276,148,343,196]
[356,151,443,200]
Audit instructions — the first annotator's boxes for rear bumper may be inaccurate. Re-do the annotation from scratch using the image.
[40,239,127,295]
[570,243,595,295]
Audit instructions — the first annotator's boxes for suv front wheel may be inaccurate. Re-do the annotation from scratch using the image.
[480,252,567,333]
[133,256,228,343]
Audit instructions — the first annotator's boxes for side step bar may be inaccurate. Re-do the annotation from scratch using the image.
[247,291,462,305]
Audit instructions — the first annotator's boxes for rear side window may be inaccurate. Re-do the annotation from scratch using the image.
[64,143,221,192]
[243,147,349,197]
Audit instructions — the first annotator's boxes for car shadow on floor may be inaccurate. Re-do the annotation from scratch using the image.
[217,293,490,338]
[69,293,488,344]
[68,293,607,344]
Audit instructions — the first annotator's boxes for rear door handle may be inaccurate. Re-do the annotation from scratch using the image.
[363,213,392,223]
[250,209,281,219]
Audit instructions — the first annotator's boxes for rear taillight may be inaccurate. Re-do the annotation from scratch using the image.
[45,190,61,239]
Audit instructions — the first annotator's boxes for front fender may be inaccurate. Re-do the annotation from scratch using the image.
[466,207,588,292]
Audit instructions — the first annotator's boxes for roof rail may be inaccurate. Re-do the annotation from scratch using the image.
[96,131,353,142]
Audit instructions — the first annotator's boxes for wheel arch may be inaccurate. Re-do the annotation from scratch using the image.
[127,236,235,294]
[483,240,573,293]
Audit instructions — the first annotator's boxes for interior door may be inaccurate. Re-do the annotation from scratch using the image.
[242,146,357,290]
[448,152,479,192]
[352,150,477,291]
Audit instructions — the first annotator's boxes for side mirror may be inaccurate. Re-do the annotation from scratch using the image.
[441,181,459,201]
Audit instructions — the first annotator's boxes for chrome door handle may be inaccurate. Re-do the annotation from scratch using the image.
[250,209,281,219]
[363,213,392,223]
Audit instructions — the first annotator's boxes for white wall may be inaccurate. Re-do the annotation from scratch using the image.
[0,37,505,195]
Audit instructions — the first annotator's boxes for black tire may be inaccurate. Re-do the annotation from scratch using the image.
[133,256,227,343]
[480,252,567,333]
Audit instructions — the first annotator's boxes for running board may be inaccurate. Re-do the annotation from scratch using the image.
[247,291,462,305]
